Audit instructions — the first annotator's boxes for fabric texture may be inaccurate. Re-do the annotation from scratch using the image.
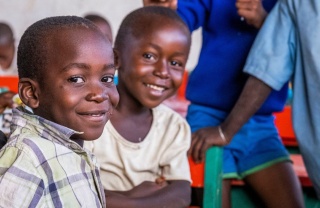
[0,107,106,207]
[85,104,191,191]
[178,0,288,114]
[243,0,320,198]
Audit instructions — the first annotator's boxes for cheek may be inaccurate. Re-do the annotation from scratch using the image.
[63,94,84,112]
[109,86,120,107]
[171,71,184,88]
[50,89,79,111]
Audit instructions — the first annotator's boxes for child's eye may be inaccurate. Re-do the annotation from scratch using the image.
[68,76,85,83]
[170,60,183,67]
[101,76,114,83]
[143,53,155,60]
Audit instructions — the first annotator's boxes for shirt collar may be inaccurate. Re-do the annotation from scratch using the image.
[11,107,84,150]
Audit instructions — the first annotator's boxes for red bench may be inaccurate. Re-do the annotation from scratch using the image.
[0,76,19,93]
[273,106,312,187]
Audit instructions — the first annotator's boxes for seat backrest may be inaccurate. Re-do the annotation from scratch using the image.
[189,146,223,208]
[0,76,19,93]
[273,106,297,146]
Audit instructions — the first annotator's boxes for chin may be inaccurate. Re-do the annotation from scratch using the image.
[83,131,104,141]
[143,99,164,109]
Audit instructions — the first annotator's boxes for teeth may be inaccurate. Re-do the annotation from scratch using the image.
[90,113,103,117]
[146,84,165,91]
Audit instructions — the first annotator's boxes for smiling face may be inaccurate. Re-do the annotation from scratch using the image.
[28,27,119,142]
[116,19,190,108]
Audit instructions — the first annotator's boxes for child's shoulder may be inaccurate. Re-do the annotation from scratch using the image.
[155,104,186,120]
[2,133,73,166]
[153,104,190,128]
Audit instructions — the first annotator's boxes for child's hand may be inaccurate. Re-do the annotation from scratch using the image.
[236,0,267,28]
[155,176,168,187]
[187,126,229,163]
[143,0,177,10]
[0,91,15,114]
[12,94,23,108]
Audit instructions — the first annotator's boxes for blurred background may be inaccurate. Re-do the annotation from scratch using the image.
[0,0,201,71]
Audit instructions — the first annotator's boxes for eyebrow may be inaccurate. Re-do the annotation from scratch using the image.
[148,43,188,56]
[62,63,115,71]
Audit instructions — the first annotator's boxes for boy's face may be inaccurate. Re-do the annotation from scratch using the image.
[33,28,119,142]
[0,40,14,70]
[117,21,190,108]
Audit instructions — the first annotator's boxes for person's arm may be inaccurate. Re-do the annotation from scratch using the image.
[221,76,272,141]
[143,0,177,10]
[236,0,267,29]
[105,180,191,208]
[188,76,272,162]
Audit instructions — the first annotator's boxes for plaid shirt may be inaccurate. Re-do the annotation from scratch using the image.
[0,107,106,208]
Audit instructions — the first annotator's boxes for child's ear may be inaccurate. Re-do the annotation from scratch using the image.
[113,49,121,69]
[18,78,40,109]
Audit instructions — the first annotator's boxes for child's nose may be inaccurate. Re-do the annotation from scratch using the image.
[85,83,108,103]
[154,60,170,79]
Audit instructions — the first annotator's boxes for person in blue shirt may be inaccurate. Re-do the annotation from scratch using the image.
[212,0,320,200]
[143,0,304,207]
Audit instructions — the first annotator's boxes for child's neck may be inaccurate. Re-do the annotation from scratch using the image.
[111,103,153,143]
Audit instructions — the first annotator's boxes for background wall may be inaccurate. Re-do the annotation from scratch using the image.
[0,0,201,71]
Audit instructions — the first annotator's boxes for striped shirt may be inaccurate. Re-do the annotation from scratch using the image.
[0,107,106,207]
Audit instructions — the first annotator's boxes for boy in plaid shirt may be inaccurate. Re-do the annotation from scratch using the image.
[0,15,119,207]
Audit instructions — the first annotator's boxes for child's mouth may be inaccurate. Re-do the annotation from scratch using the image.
[146,84,166,92]
[78,110,108,122]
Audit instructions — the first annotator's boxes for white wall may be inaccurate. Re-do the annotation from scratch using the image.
[0,0,201,70]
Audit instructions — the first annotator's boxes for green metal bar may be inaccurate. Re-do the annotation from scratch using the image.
[203,146,223,208]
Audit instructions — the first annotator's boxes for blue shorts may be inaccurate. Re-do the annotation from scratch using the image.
[186,104,290,179]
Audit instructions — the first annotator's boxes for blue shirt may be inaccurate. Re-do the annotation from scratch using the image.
[244,0,320,198]
[178,0,287,114]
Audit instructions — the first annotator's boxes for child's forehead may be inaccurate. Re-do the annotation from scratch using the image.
[47,26,106,45]
[44,27,112,64]
[140,14,177,26]
[137,16,183,32]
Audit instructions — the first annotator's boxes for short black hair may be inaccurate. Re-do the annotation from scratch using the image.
[17,16,101,81]
[0,22,14,43]
[115,6,190,51]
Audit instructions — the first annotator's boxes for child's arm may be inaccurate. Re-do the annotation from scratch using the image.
[105,180,191,208]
